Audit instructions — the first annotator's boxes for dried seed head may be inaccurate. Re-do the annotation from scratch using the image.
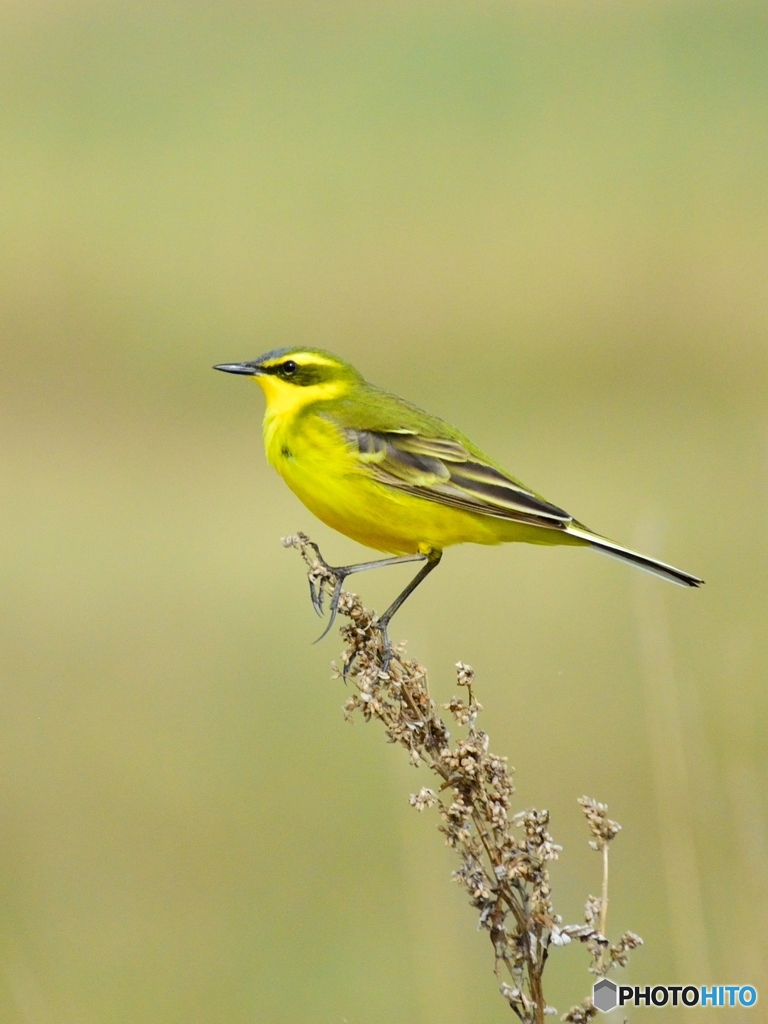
[409,787,438,812]
[455,661,475,688]
[561,998,598,1023]
[578,796,621,848]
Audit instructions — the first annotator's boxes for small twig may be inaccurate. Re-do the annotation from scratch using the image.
[599,843,610,972]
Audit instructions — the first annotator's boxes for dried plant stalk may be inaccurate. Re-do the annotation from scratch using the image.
[283,533,642,1023]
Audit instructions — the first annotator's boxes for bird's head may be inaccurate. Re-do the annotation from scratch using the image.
[214,348,362,414]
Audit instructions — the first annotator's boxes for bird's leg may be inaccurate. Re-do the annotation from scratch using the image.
[309,549,426,643]
[375,551,443,675]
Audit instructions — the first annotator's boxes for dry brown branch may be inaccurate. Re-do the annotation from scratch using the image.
[283,532,642,1023]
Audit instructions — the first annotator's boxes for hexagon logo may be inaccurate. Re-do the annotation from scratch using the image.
[593,979,618,1013]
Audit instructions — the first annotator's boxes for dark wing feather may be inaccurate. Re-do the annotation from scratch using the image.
[344,428,571,528]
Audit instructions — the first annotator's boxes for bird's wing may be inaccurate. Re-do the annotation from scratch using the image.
[344,428,572,527]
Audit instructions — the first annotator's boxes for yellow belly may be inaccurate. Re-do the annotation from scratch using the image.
[263,408,582,555]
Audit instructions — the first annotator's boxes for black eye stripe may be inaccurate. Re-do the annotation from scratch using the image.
[260,359,328,386]
[262,360,299,376]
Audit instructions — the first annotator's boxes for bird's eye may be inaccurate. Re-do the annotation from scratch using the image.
[282,360,298,376]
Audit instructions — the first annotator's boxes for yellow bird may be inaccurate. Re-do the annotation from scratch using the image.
[215,348,702,656]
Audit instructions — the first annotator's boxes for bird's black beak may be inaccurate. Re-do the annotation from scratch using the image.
[213,362,263,376]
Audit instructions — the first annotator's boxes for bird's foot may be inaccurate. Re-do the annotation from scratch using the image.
[304,543,355,643]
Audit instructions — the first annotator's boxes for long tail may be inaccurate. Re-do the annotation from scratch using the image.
[565,525,704,588]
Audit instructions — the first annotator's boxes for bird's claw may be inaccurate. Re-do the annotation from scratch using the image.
[313,575,346,643]
[308,575,325,616]
[306,543,347,631]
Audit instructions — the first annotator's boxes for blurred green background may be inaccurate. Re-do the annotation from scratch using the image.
[1,2,767,1021]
